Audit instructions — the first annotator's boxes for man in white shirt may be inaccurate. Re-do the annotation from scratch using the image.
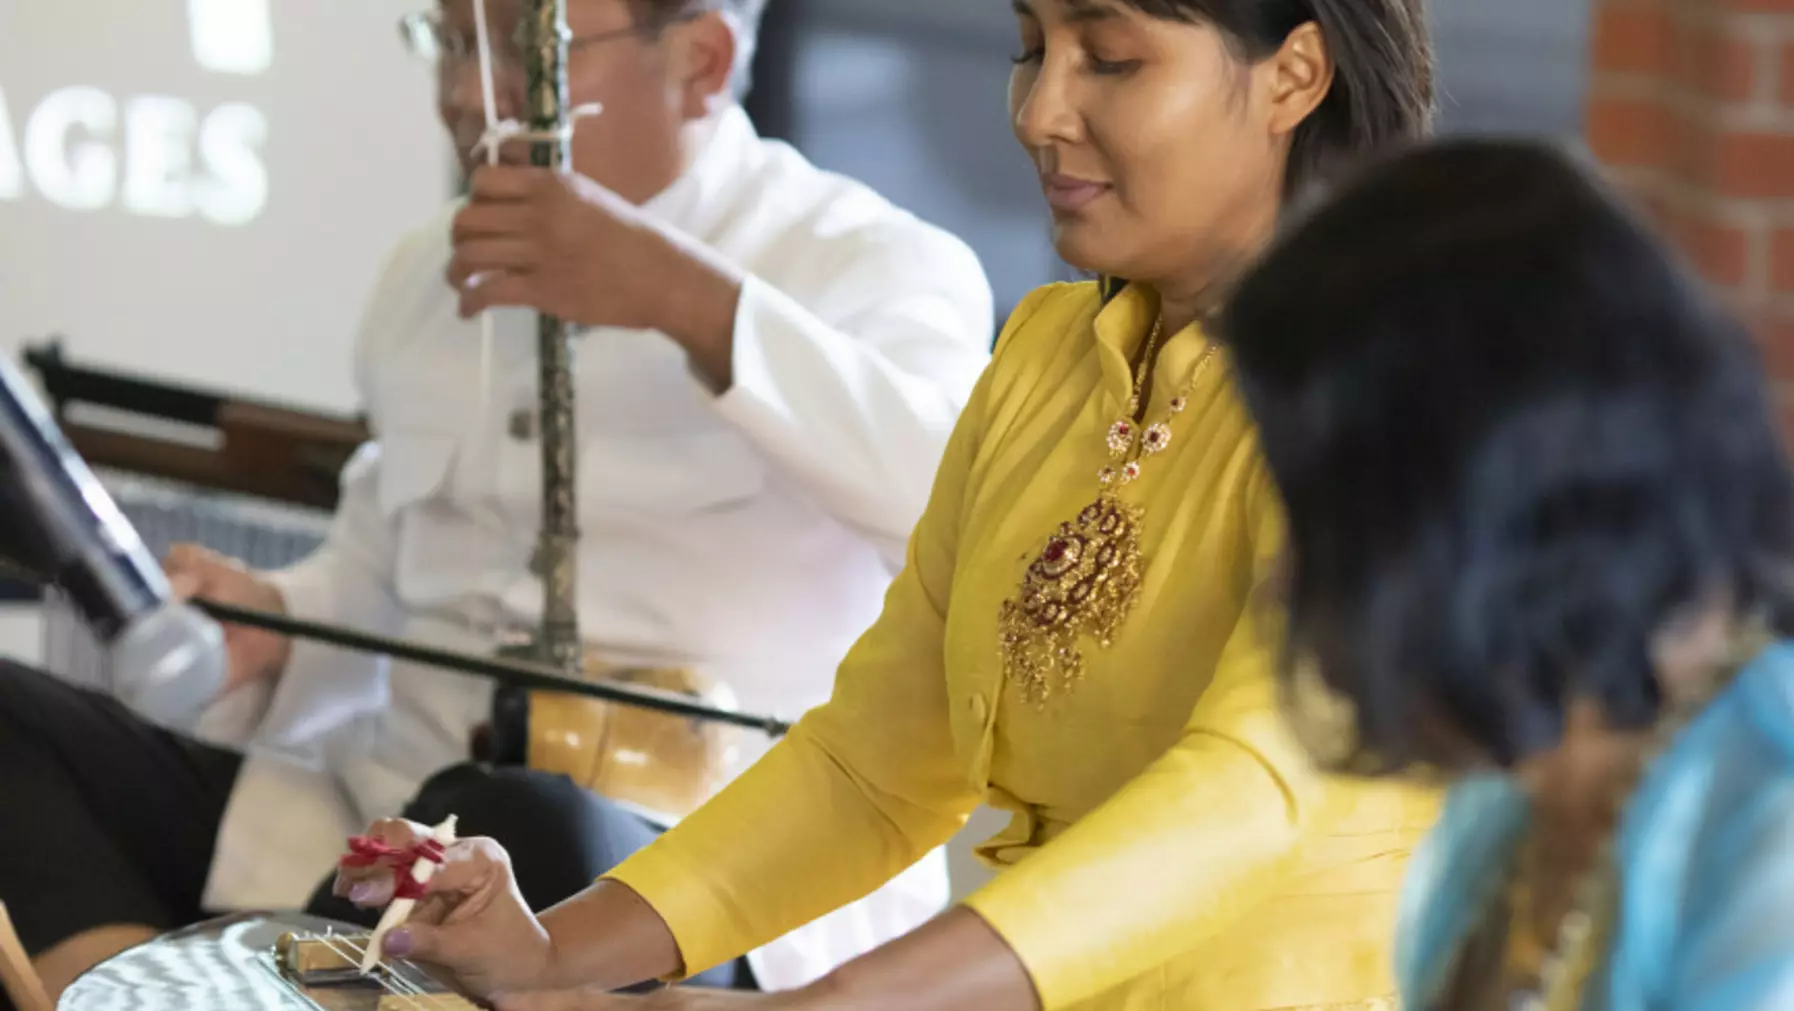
[0,0,992,1000]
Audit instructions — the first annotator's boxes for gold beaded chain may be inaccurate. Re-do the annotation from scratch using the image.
[1504,849,1619,1011]
[1445,625,1771,1011]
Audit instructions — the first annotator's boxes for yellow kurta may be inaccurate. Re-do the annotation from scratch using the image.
[606,281,1439,1009]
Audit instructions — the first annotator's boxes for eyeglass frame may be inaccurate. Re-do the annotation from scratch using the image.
[397,6,702,71]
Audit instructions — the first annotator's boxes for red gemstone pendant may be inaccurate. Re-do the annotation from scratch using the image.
[998,492,1148,705]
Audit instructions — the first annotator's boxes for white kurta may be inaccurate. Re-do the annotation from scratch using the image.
[194,105,995,990]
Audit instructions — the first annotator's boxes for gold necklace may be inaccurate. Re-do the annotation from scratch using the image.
[998,317,1220,705]
[1505,845,1619,1011]
[1454,624,1773,1011]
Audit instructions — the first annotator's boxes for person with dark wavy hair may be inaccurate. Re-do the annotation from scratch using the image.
[1225,137,1794,1010]
[324,1,1440,1009]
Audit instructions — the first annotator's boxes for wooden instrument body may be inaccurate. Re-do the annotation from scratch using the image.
[500,652,744,821]
[58,913,473,1011]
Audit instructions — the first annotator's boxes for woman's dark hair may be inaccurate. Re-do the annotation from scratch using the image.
[1221,138,1794,772]
[1124,0,1434,198]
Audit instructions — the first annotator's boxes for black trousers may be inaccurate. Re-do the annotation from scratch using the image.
[0,660,752,1003]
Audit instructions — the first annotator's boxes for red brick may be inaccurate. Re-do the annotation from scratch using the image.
[1782,42,1794,108]
[1711,130,1794,198]
[1773,228,1794,293]
[1756,310,1794,382]
[1679,214,1755,286]
[1593,5,1675,76]
[1772,312,1794,359]
[1721,0,1794,12]
[1587,94,1674,168]
[1676,25,1758,102]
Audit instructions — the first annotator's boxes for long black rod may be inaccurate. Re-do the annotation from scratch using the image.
[193,598,792,737]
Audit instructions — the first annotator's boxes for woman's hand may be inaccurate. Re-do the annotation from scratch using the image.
[333,818,556,999]
[494,907,1041,1011]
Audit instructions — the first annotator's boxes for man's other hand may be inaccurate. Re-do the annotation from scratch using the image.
[163,543,291,694]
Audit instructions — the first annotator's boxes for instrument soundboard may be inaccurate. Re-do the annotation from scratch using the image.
[59,913,477,1011]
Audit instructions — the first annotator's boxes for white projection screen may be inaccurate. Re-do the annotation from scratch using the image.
[0,0,454,412]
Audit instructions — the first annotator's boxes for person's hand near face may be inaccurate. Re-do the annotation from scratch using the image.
[445,164,746,391]
[428,0,749,389]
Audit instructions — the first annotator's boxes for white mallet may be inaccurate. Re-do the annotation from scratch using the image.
[361,815,459,974]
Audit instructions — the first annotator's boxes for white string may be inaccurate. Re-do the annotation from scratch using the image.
[471,0,500,131]
[313,933,452,1010]
[463,0,601,453]
[469,0,502,443]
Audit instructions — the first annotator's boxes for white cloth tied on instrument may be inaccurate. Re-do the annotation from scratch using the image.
[469,105,605,163]
[193,102,995,991]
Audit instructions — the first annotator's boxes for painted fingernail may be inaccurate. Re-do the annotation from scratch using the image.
[349,881,378,904]
[384,929,413,956]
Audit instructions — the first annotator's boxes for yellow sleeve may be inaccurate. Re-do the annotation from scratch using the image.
[604,287,1059,980]
[962,462,1330,1009]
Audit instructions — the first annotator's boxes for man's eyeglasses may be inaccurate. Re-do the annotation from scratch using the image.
[398,8,693,70]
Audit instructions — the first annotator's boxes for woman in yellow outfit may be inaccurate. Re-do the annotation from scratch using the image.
[335,1,1438,1008]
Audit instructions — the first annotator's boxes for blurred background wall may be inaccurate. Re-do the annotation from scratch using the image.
[2,0,1597,413]
[748,0,1595,322]
[1581,0,1794,421]
[1,0,449,414]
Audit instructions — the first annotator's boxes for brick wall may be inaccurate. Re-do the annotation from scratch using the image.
[1584,0,1794,418]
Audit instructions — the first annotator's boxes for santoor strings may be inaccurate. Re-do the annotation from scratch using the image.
[314,931,465,1009]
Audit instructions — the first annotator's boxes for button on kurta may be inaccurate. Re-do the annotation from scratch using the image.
[508,408,537,441]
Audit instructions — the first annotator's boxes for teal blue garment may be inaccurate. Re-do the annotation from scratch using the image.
[1394,641,1794,1010]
